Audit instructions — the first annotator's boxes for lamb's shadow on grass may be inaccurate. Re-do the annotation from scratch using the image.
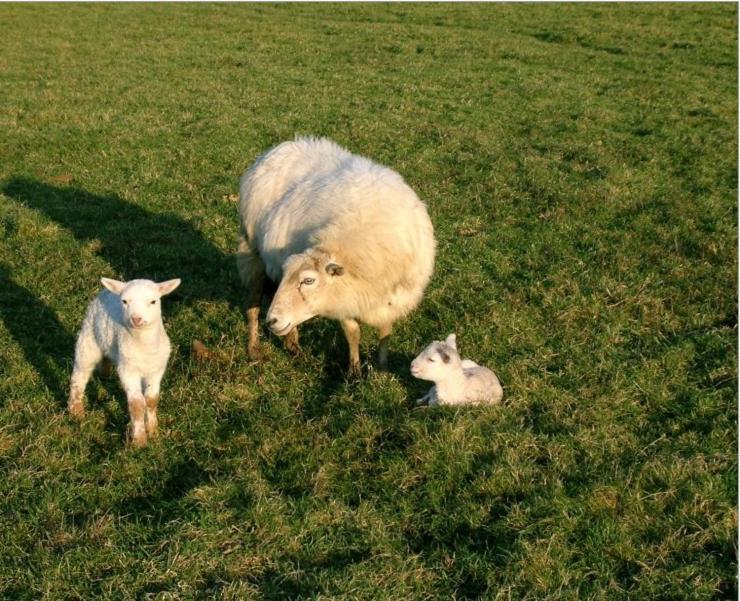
[0,262,75,407]
[2,177,242,316]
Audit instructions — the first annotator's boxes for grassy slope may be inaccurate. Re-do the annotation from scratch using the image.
[0,4,736,599]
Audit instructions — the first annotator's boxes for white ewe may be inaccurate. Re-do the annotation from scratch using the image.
[410,334,503,406]
[237,136,435,372]
[68,277,181,447]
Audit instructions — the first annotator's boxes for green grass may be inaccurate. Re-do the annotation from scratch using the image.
[0,3,736,599]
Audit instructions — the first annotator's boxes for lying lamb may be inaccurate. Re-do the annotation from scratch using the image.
[68,277,181,447]
[410,334,503,406]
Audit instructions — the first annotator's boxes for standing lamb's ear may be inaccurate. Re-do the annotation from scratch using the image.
[445,334,457,350]
[156,279,182,296]
[101,278,126,295]
[325,263,344,277]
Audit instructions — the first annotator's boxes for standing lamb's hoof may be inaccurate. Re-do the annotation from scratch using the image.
[68,400,85,418]
[128,426,148,449]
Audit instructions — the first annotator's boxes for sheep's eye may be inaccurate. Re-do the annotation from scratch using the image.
[150,300,157,305]
[121,299,128,305]
[302,277,315,286]
[427,357,435,362]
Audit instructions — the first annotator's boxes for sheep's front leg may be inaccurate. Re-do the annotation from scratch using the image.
[377,323,392,370]
[341,318,361,374]
[237,234,266,360]
[120,370,147,448]
[284,326,301,355]
[143,372,164,440]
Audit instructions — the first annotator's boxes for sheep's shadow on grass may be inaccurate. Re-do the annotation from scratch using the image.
[2,177,242,317]
[0,262,75,407]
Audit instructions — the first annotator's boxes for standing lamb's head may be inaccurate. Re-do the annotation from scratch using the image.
[265,248,345,336]
[410,334,461,381]
[101,278,181,330]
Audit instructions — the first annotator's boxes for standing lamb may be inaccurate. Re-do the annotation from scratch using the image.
[237,137,435,373]
[411,334,504,406]
[68,277,181,447]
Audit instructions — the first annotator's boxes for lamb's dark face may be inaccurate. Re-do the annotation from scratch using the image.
[265,249,344,336]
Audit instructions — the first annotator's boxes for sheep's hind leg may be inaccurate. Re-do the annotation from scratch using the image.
[377,323,392,370]
[68,341,103,417]
[341,318,361,374]
[237,233,266,360]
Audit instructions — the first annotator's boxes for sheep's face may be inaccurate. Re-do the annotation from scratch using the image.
[410,334,460,382]
[266,249,345,336]
[101,277,181,330]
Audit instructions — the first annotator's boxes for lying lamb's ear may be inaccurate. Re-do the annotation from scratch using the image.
[325,263,344,277]
[101,277,126,295]
[445,334,457,350]
[439,350,451,364]
[157,279,182,296]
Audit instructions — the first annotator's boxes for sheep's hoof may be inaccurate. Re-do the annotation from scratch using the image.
[280,327,300,355]
[128,426,148,449]
[192,340,213,362]
[68,401,85,418]
[348,361,362,377]
[247,343,262,361]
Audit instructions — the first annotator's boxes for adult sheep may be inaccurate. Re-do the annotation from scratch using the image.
[236,136,435,373]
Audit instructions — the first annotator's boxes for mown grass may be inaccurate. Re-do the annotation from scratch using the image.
[0,4,736,600]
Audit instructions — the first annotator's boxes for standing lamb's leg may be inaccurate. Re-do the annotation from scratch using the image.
[377,323,392,370]
[120,370,147,448]
[68,338,103,417]
[143,372,164,440]
[237,233,266,360]
[341,318,361,374]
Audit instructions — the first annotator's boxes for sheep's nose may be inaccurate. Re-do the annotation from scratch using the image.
[131,316,144,326]
[266,317,278,327]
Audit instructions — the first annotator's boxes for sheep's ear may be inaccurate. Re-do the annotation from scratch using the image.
[445,334,457,350]
[157,278,181,296]
[325,263,344,277]
[101,278,126,295]
[439,350,451,364]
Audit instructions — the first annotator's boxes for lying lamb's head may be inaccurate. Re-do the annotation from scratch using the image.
[266,248,345,336]
[410,334,461,381]
[101,277,181,330]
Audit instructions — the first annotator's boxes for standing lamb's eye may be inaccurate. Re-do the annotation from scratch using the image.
[122,299,128,305]
[301,277,315,286]
[150,300,157,305]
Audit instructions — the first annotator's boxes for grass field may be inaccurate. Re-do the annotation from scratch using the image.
[0,4,737,599]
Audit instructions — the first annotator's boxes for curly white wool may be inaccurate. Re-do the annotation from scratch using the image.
[237,136,436,372]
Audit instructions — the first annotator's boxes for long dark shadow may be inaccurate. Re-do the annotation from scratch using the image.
[3,177,241,314]
[0,263,76,406]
